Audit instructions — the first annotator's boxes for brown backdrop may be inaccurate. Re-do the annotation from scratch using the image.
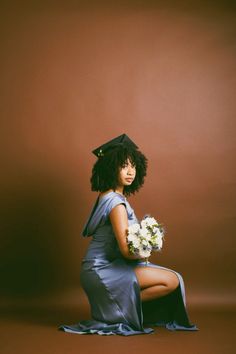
[1,1,236,307]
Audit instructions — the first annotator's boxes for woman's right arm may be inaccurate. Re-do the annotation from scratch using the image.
[109,204,142,260]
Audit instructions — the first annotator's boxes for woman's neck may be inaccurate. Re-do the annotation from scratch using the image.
[115,186,124,195]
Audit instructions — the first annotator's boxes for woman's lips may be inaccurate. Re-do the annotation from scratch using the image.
[125,178,134,182]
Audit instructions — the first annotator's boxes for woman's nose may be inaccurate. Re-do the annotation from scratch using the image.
[127,167,135,175]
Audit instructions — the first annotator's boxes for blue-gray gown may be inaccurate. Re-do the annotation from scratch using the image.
[59,192,198,335]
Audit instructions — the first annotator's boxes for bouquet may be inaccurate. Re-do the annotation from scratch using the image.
[127,216,165,264]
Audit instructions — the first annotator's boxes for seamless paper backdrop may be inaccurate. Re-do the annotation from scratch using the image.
[0,1,236,306]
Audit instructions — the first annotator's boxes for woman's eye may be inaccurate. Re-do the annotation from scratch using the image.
[121,162,136,169]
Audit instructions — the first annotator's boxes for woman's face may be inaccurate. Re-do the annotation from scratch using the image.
[117,158,136,187]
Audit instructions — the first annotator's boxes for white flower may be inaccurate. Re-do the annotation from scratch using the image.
[152,234,163,249]
[156,235,163,249]
[128,223,140,234]
[127,215,164,257]
[127,233,137,243]
[140,219,148,228]
[132,238,141,248]
[139,227,151,240]
[139,248,151,258]
[154,228,163,238]
[141,239,149,247]
[141,217,158,228]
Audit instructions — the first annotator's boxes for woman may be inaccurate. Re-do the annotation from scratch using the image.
[59,134,198,335]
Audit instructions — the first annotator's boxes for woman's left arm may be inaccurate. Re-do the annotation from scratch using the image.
[109,204,142,260]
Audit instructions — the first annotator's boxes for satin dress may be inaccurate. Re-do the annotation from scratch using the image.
[59,191,198,335]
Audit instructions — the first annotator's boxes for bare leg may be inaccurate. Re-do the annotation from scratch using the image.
[134,266,179,302]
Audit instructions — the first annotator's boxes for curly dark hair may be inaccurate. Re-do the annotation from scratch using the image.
[90,144,148,196]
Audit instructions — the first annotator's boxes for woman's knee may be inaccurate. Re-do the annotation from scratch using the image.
[165,271,179,292]
[134,266,179,292]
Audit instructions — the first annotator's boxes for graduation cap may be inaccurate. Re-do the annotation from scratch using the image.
[92,133,138,157]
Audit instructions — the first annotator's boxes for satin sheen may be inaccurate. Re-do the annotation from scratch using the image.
[59,192,198,335]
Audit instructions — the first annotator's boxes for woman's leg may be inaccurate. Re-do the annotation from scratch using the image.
[134,266,179,302]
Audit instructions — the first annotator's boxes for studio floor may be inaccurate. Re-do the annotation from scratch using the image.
[0,289,235,354]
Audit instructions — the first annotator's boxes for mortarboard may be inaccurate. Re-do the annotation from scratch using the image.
[92,133,138,157]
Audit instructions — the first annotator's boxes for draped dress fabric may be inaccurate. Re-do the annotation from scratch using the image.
[59,192,198,336]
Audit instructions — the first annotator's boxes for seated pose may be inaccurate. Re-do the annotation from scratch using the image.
[59,134,198,336]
